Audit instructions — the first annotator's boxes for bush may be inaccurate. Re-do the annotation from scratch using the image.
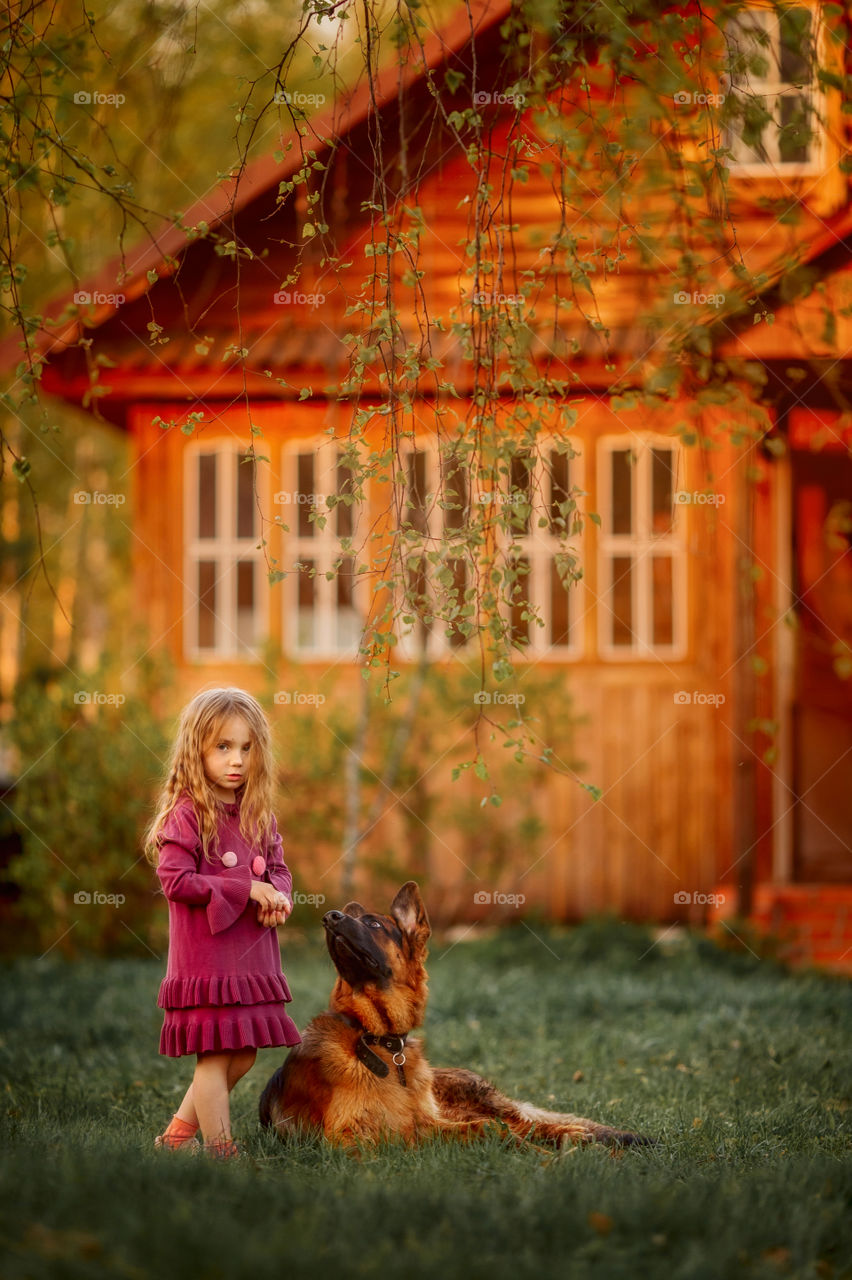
[6,658,172,955]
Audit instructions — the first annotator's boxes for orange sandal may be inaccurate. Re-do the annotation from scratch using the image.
[154,1114,199,1151]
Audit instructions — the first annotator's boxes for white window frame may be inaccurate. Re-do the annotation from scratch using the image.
[281,440,366,659]
[395,441,585,661]
[499,443,585,660]
[597,435,687,661]
[724,3,824,177]
[184,442,268,661]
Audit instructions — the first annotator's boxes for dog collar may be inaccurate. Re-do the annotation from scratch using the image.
[333,1013,409,1087]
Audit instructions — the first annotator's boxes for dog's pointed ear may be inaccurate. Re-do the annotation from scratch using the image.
[342,901,368,918]
[390,881,431,945]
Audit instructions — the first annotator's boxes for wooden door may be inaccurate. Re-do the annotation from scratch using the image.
[791,447,852,882]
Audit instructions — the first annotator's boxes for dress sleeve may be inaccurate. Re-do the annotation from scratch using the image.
[265,815,293,908]
[156,802,252,935]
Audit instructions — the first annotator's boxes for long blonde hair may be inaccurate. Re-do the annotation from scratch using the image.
[145,687,276,864]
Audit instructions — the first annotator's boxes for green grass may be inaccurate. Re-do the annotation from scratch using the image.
[1,921,850,1279]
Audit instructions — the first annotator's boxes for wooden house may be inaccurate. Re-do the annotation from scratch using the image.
[26,0,852,965]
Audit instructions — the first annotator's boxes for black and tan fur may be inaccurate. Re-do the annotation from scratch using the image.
[260,881,650,1148]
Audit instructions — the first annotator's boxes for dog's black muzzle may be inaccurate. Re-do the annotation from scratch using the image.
[323,910,392,986]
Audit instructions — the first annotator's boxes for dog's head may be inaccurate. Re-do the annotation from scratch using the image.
[323,882,431,1029]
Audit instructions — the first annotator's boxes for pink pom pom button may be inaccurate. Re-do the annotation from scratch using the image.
[252,855,267,877]
[220,851,238,868]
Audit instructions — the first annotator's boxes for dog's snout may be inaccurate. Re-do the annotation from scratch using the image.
[323,909,344,928]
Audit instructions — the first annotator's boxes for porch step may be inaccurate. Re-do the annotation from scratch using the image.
[709,884,852,975]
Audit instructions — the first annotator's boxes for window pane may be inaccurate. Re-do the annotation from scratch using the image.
[236,452,256,539]
[442,455,467,532]
[198,455,217,539]
[297,455,315,538]
[550,558,571,647]
[779,9,810,83]
[197,560,217,649]
[611,556,633,646]
[336,454,354,539]
[406,554,431,651]
[611,450,632,534]
[509,555,530,645]
[406,453,428,533]
[236,560,255,650]
[652,556,674,647]
[509,453,531,535]
[549,449,571,534]
[336,555,360,649]
[445,557,467,649]
[297,560,315,648]
[779,92,810,165]
[652,448,675,534]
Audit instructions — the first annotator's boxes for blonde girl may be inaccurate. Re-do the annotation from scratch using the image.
[146,687,300,1158]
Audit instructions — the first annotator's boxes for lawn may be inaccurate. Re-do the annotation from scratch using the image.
[0,920,850,1280]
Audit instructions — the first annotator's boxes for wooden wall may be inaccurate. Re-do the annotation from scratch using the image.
[127,398,740,924]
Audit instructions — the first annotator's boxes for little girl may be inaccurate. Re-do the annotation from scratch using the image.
[145,686,301,1159]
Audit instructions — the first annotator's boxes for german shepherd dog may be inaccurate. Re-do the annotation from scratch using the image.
[260,882,649,1148]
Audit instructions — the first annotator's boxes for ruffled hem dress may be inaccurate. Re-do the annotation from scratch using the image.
[155,797,302,1057]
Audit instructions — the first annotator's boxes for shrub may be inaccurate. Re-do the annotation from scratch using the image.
[6,658,172,956]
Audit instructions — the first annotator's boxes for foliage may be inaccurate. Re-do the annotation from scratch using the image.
[2,0,849,826]
[0,929,850,1277]
[266,660,586,913]
[2,2,846,647]
[3,653,583,952]
[6,656,172,955]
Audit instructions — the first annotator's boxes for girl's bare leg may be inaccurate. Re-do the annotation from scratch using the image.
[192,1052,233,1142]
[173,1048,257,1131]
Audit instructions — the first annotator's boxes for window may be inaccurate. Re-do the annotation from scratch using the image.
[597,438,686,658]
[282,444,363,657]
[502,446,584,657]
[724,6,820,173]
[184,446,266,658]
[396,446,471,658]
[396,442,583,660]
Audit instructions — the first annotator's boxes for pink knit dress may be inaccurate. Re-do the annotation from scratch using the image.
[156,796,301,1057]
